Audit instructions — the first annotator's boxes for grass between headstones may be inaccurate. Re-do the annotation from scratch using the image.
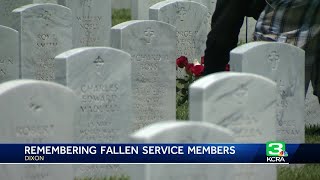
[112,9,131,26]
[84,9,320,180]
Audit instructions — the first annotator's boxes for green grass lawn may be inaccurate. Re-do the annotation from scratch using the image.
[81,9,320,180]
[112,9,131,26]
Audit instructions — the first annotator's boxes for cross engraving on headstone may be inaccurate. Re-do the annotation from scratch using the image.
[94,56,104,77]
[144,27,155,44]
[93,56,104,67]
[39,10,52,26]
[92,55,104,74]
[233,83,249,105]
[268,51,280,71]
[177,7,187,21]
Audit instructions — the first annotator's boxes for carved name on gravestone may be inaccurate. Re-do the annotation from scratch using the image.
[111,20,176,131]
[131,0,164,20]
[12,4,72,81]
[128,121,234,180]
[230,42,305,143]
[0,0,33,28]
[55,47,132,178]
[0,80,77,180]
[58,0,111,47]
[150,0,208,77]
[0,25,19,83]
[189,72,277,180]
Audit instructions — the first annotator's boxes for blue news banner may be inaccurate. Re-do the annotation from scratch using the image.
[0,142,319,164]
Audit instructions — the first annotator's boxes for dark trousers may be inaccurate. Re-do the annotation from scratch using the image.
[203,0,266,75]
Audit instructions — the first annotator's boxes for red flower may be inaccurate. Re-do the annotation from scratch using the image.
[192,65,204,77]
[201,56,204,65]
[185,63,194,75]
[225,64,230,71]
[176,56,188,68]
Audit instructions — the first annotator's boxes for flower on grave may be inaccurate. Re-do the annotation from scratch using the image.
[177,56,205,77]
[192,59,205,77]
[176,56,188,68]
[176,56,205,106]
[176,56,231,106]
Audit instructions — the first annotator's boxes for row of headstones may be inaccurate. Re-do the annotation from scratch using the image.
[0,1,210,78]
[0,0,112,47]
[0,13,307,146]
[131,0,255,42]
[0,0,211,130]
[1,21,307,143]
[0,71,278,180]
[0,1,308,143]
[1,33,306,180]
[0,19,176,142]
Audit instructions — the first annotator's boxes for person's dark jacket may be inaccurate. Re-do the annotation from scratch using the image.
[203,0,267,75]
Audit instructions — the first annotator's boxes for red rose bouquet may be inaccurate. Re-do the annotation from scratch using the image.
[176,56,204,105]
[176,56,230,105]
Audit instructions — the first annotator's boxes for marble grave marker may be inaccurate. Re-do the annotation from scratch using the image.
[189,72,277,180]
[0,25,19,83]
[111,20,176,131]
[149,0,208,77]
[131,0,164,20]
[128,121,235,180]
[58,0,111,47]
[12,3,72,81]
[0,0,33,28]
[230,42,305,143]
[186,0,216,32]
[0,80,77,180]
[55,47,132,178]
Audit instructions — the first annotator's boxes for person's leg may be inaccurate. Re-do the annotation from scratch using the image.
[203,0,245,75]
[310,56,320,103]
[308,35,320,103]
[203,0,266,75]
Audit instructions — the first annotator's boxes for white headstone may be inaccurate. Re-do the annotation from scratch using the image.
[150,0,208,69]
[12,3,72,81]
[230,42,305,143]
[111,20,176,131]
[0,25,19,83]
[55,47,132,178]
[189,72,277,180]
[128,121,234,180]
[58,0,112,47]
[0,79,77,180]
[0,0,33,27]
[305,83,320,126]
[131,0,164,20]
[112,0,131,9]
[186,0,216,32]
